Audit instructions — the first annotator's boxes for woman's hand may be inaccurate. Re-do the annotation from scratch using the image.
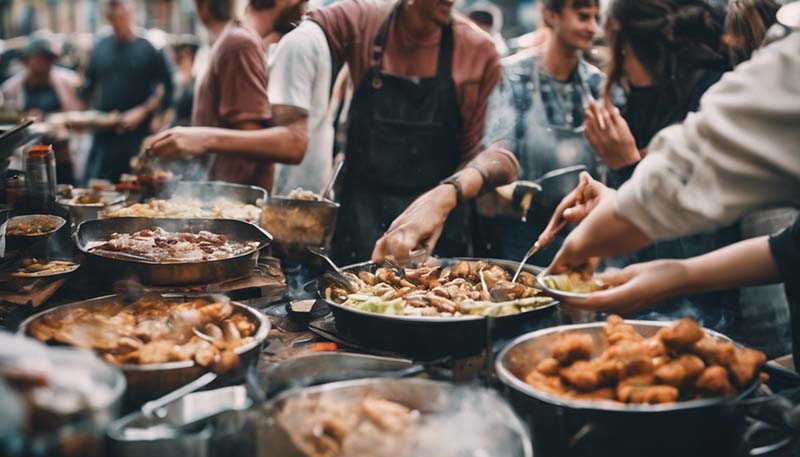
[559,259,689,316]
[144,127,211,159]
[538,172,609,248]
[584,99,640,170]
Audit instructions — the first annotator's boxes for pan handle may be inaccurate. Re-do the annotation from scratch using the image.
[252,223,273,250]
[141,371,218,419]
[735,388,800,456]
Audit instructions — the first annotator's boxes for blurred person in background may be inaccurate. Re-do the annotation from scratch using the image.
[466,1,510,57]
[80,0,173,182]
[169,39,200,128]
[579,0,739,332]
[1,32,83,116]
[481,0,603,264]
[145,0,306,188]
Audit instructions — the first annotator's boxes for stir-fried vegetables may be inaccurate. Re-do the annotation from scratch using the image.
[325,260,556,318]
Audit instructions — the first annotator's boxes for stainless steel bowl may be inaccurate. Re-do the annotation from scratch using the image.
[496,320,763,457]
[259,196,339,264]
[57,189,126,228]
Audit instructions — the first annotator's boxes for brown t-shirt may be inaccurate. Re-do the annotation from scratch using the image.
[308,0,501,161]
[192,22,273,190]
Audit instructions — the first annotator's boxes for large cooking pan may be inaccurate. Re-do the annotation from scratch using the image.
[75,217,272,285]
[253,378,533,457]
[18,293,270,406]
[316,258,559,359]
[495,321,789,457]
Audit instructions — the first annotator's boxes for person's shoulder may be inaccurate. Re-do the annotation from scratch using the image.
[501,48,536,77]
[217,25,262,53]
[52,66,81,83]
[310,0,391,25]
[452,13,497,57]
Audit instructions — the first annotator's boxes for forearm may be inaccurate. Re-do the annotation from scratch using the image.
[682,236,780,293]
[205,125,306,164]
[462,145,520,195]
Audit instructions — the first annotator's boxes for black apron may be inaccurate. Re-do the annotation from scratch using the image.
[332,5,469,264]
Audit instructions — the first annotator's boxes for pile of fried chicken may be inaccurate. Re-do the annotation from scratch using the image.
[27,295,258,373]
[525,316,766,404]
[328,260,552,317]
[88,227,257,262]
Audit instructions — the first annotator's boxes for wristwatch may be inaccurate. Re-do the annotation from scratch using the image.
[440,174,464,207]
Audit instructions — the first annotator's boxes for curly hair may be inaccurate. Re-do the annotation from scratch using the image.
[604,0,726,96]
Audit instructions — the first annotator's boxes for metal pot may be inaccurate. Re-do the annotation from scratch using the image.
[172,181,267,205]
[74,217,272,286]
[17,293,270,405]
[316,258,559,360]
[495,321,788,457]
[253,378,533,457]
[260,196,339,264]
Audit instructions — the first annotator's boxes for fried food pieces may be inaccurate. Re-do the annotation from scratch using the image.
[26,295,259,373]
[523,316,766,405]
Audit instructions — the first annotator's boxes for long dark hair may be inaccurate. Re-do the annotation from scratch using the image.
[604,0,726,97]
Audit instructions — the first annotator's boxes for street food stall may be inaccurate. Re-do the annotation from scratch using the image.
[0,126,798,457]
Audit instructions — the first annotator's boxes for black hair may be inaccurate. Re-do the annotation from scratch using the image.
[195,0,235,22]
[249,0,277,10]
[542,0,600,14]
[468,11,494,28]
[604,0,726,96]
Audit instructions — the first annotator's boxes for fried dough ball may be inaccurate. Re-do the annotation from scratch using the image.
[695,366,737,398]
[536,358,560,376]
[603,341,655,377]
[525,370,566,395]
[560,361,602,391]
[566,387,617,402]
[617,375,679,404]
[604,315,645,345]
[212,349,240,374]
[551,333,594,364]
[728,347,767,388]
[657,319,704,351]
[654,354,706,388]
[691,337,737,366]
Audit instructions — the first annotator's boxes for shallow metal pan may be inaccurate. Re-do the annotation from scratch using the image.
[74,217,272,286]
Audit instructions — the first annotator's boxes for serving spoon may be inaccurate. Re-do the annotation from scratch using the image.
[511,219,568,283]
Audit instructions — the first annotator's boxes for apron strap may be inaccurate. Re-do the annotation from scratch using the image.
[370,3,455,87]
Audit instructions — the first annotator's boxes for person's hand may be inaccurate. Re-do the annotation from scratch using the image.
[584,99,640,170]
[144,127,211,159]
[560,259,689,316]
[538,171,609,248]
[117,106,149,133]
[371,184,457,264]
